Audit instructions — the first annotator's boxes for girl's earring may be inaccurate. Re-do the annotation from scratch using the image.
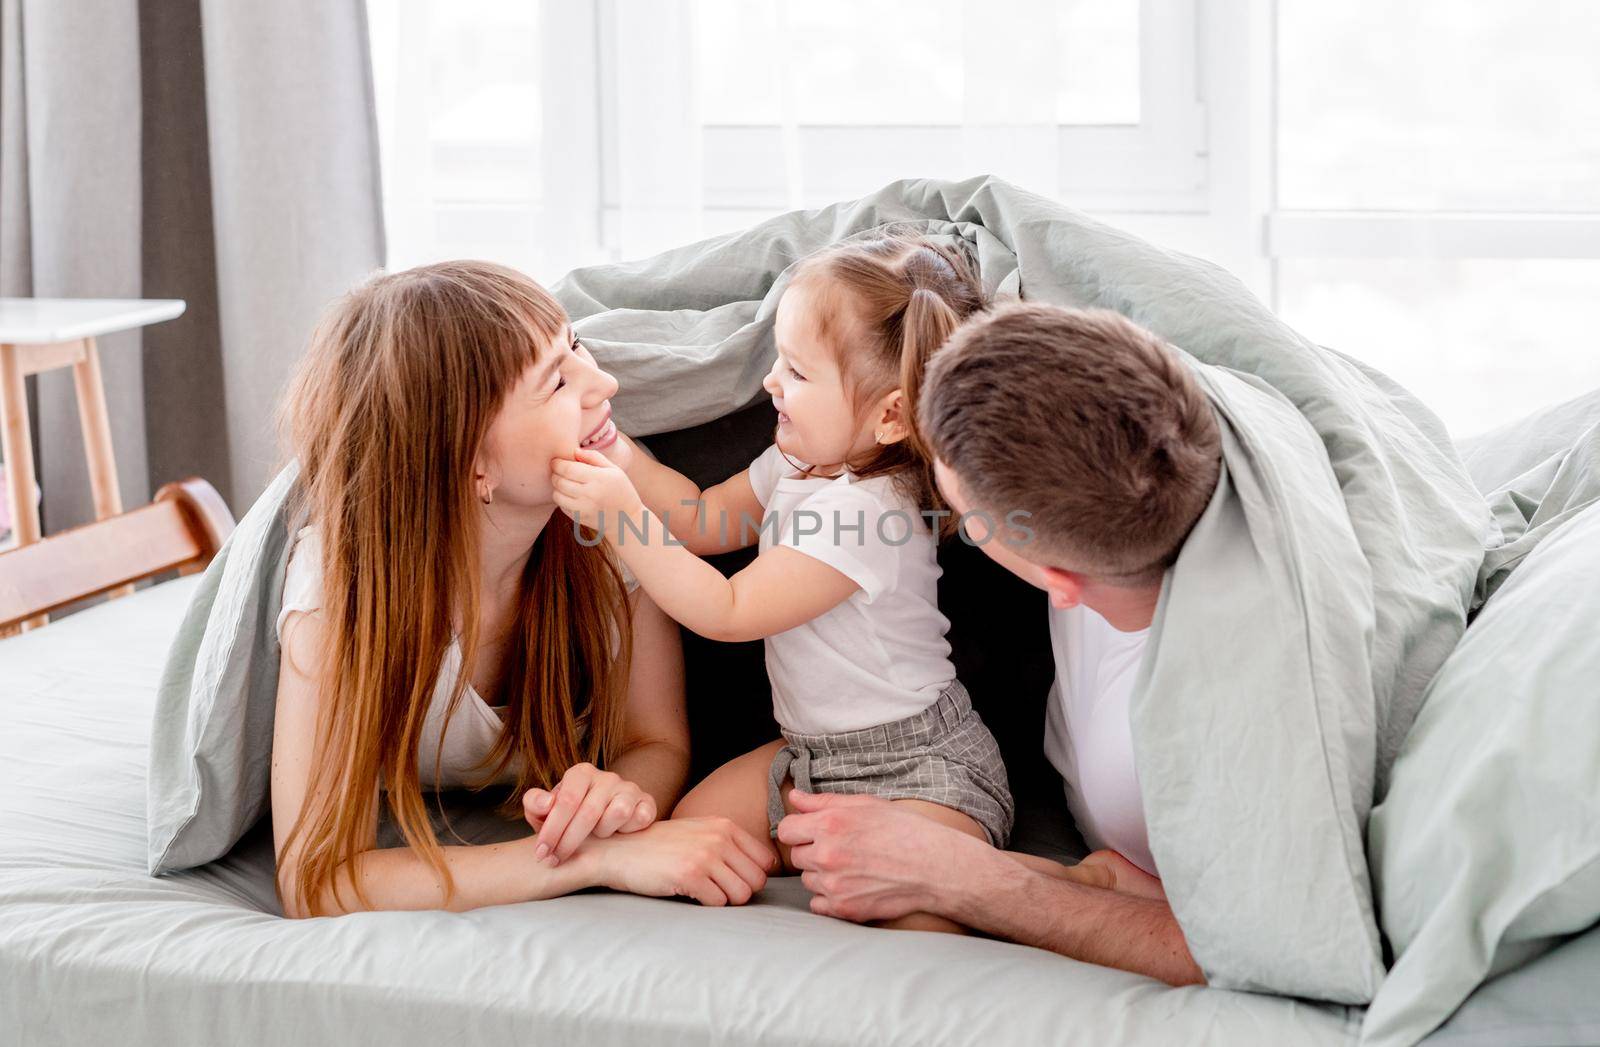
[479,483,494,505]
[874,430,885,443]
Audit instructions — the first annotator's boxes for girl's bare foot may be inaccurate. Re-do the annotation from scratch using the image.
[1077,849,1166,901]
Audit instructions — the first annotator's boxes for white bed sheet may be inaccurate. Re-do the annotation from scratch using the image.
[0,577,1356,1046]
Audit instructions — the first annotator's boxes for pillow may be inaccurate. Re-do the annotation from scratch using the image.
[1361,500,1600,1047]
[1418,920,1600,1047]
[146,465,298,874]
[1455,384,1600,495]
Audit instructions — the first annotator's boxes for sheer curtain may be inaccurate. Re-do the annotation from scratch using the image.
[1,0,383,524]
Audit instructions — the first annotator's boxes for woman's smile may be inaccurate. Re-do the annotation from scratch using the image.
[581,409,618,449]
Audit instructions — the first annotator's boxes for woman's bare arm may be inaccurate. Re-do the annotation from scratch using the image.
[527,589,694,862]
[606,590,691,813]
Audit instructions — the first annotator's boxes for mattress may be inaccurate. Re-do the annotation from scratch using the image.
[0,576,1356,1046]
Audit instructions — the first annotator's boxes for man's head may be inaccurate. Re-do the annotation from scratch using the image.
[920,303,1222,616]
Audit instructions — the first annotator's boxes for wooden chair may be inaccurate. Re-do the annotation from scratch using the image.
[0,477,233,635]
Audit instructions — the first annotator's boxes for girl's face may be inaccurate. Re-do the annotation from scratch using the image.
[764,278,878,470]
[478,324,620,507]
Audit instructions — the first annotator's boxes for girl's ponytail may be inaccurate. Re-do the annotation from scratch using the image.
[899,283,962,468]
[897,284,964,536]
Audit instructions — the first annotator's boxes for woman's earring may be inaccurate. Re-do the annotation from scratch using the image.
[479,483,494,505]
[874,430,885,443]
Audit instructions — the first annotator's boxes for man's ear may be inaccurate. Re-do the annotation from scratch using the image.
[1040,566,1085,610]
[872,389,908,444]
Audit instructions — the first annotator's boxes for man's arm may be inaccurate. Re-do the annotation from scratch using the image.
[946,849,1205,987]
[778,790,1205,987]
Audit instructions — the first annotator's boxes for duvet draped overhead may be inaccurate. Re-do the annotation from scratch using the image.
[154,176,1502,1004]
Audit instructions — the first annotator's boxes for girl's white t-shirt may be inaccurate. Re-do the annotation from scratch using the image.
[275,527,634,789]
[745,443,955,735]
[1043,601,1157,875]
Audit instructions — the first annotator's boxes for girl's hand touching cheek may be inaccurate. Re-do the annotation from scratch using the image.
[551,448,647,531]
[596,429,637,471]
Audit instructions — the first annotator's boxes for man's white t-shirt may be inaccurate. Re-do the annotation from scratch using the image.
[745,443,955,735]
[1044,601,1158,875]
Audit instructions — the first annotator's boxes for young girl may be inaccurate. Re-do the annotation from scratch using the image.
[548,235,1014,927]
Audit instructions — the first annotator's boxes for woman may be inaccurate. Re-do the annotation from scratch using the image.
[271,260,773,917]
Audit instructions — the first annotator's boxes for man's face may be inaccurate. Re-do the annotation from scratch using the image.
[932,458,1053,589]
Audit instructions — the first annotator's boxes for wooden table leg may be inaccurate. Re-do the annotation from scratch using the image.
[72,337,133,599]
[73,337,123,521]
[0,341,47,629]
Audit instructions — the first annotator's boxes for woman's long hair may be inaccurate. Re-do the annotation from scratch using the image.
[276,260,632,915]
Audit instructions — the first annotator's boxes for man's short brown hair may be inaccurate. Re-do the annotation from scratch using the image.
[920,303,1222,582]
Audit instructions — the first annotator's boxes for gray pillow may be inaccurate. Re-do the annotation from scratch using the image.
[146,465,297,874]
[1419,921,1600,1047]
[1361,500,1600,1047]
[1455,385,1600,495]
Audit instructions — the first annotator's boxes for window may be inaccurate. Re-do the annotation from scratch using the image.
[368,2,1600,435]
[369,0,1204,278]
[1270,1,1600,435]
[1277,259,1600,436]
[1276,3,1600,212]
[685,0,1202,215]
[368,1,545,274]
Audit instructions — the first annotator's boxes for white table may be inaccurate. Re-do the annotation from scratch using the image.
[0,299,186,593]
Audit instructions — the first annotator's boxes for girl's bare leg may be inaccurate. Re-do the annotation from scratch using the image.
[1076,848,1166,901]
[671,739,787,868]
[675,745,1002,934]
[872,799,990,934]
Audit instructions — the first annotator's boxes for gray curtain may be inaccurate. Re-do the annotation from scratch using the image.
[0,0,384,526]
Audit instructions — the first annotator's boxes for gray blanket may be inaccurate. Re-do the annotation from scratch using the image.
[151,175,1498,1005]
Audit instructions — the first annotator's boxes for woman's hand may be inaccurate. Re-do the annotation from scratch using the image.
[586,816,777,906]
[551,447,647,534]
[523,762,657,866]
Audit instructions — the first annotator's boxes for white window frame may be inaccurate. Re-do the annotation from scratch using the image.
[1268,213,1600,261]
[587,0,1209,235]
[381,0,1600,310]
[1113,0,1600,307]
[1250,3,1600,287]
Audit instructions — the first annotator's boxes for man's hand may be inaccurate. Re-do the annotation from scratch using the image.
[551,447,647,533]
[778,790,1205,986]
[776,790,992,922]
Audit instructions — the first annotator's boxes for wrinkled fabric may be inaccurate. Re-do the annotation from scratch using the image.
[555,177,1490,1001]
[3,579,1359,1046]
[1363,501,1600,1047]
[151,176,1494,1003]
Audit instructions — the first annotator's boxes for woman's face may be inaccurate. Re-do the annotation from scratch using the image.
[477,324,620,508]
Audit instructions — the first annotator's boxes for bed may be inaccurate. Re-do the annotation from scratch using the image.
[0,572,1358,1046]
[7,177,1599,1046]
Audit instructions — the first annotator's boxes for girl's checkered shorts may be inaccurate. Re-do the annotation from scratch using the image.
[766,679,1015,847]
